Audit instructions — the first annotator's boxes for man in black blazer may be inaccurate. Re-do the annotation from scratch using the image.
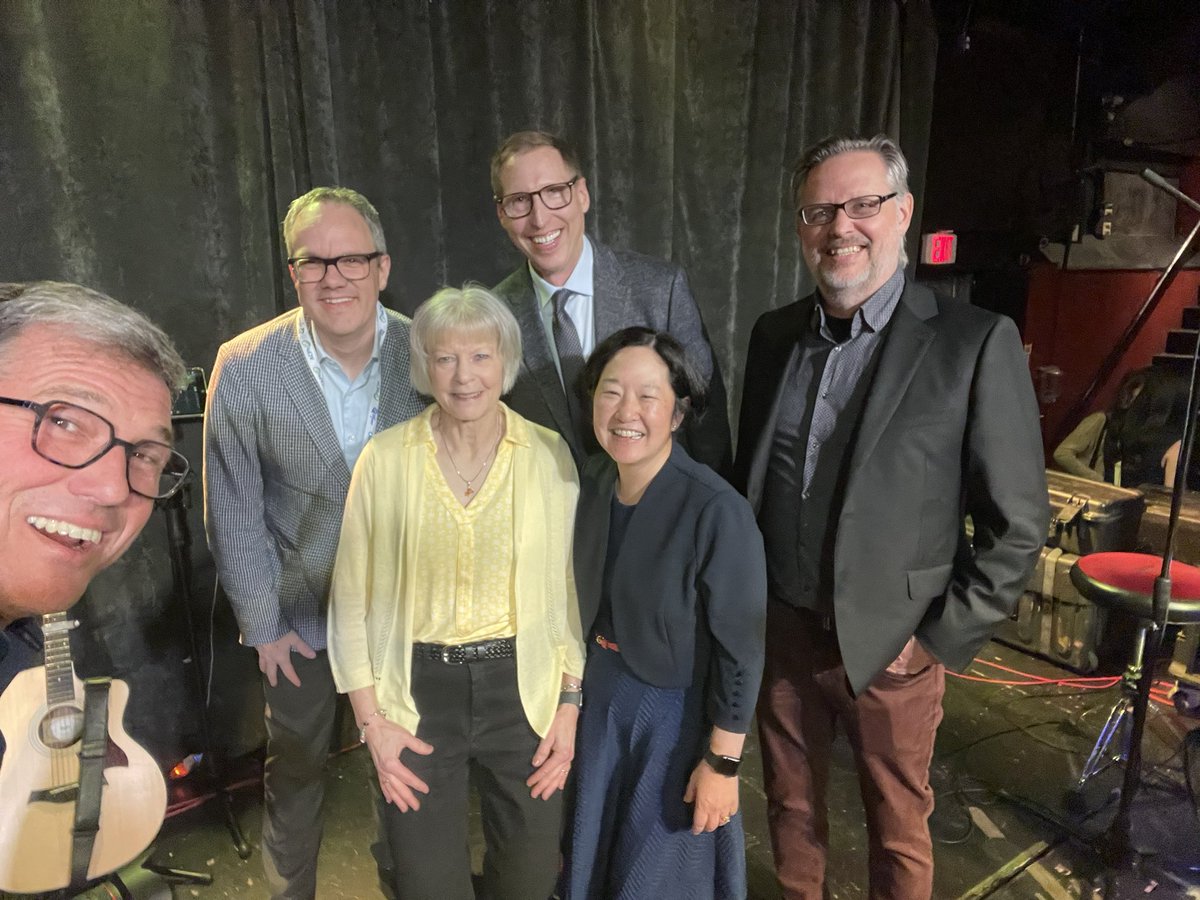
[732,136,1047,899]
[490,130,730,472]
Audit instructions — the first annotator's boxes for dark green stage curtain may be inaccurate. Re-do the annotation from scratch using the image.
[0,0,936,763]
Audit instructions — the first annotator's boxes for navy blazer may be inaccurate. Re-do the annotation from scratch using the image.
[574,442,766,734]
[733,282,1048,694]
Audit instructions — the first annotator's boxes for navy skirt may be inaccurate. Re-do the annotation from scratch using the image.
[562,643,746,899]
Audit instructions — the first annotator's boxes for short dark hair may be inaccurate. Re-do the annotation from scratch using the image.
[490,131,584,197]
[581,327,707,421]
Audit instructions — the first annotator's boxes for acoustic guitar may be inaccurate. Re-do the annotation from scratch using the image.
[0,613,167,893]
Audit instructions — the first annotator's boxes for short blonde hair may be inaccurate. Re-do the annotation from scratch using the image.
[409,284,523,396]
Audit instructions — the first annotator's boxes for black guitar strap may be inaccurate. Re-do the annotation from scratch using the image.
[68,677,112,893]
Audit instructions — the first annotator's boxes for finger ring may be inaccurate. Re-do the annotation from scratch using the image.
[720,815,731,826]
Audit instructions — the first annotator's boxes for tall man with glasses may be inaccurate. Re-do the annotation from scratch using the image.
[490,130,731,472]
[0,281,187,752]
[733,136,1046,898]
[204,187,423,899]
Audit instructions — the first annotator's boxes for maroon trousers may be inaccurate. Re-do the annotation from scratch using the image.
[757,601,945,900]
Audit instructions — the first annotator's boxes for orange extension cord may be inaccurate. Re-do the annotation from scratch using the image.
[950,656,1176,706]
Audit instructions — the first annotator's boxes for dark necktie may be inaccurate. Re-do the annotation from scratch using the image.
[552,289,585,429]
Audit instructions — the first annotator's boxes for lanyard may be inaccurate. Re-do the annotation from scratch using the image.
[297,304,386,440]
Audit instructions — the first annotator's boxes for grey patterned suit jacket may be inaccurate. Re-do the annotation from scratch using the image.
[203,307,424,651]
[492,237,731,474]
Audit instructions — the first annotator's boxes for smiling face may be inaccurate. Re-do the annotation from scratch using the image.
[796,150,913,315]
[428,329,505,426]
[592,345,683,480]
[287,201,391,356]
[496,145,591,287]
[0,326,173,624]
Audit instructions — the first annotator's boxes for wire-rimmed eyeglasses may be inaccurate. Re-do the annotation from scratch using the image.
[798,193,898,226]
[0,396,189,500]
[494,177,581,219]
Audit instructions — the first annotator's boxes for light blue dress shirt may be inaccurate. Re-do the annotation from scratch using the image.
[306,307,386,470]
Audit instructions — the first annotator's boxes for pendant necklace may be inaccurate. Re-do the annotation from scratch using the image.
[440,415,503,497]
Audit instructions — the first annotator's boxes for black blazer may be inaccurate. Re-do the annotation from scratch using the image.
[733,282,1049,695]
[493,237,731,474]
[575,442,766,734]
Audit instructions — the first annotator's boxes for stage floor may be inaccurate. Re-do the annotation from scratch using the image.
[151,640,1200,899]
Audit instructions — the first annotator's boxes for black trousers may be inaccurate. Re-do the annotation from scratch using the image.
[261,650,338,899]
[376,654,562,900]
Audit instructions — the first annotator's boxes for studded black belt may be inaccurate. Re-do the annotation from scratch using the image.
[412,637,516,665]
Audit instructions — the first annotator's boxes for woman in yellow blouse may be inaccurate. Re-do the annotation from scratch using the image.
[327,284,585,900]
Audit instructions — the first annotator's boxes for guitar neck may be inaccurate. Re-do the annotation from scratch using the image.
[41,612,76,706]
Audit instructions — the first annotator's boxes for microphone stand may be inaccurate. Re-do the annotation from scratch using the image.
[1100,170,1200,867]
[157,472,252,863]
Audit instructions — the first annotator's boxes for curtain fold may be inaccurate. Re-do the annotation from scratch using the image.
[0,0,937,763]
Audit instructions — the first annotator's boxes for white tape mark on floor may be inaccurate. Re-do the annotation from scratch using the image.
[1027,862,1075,900]
[968,806,1005,840]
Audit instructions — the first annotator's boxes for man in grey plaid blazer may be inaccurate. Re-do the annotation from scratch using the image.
[489,131,731,474]
[204,188,423,899]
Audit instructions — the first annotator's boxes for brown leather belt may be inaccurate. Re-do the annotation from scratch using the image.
[412,637,515,665]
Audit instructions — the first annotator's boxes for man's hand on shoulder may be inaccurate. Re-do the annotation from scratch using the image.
[256,630,317,688]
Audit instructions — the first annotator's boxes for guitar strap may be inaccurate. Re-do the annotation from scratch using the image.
[68,677,112,893]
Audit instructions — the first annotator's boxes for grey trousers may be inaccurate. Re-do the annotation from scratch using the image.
[260,649,338,900]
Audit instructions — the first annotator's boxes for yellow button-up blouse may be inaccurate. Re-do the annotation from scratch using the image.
[327,403,585,738]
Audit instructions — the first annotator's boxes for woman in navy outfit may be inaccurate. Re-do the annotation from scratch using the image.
[562,327,767,899]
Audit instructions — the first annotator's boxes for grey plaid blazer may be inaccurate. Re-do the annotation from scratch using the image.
[492,237,731,474]
[203,307,424,650]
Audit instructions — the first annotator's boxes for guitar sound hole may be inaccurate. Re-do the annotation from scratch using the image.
[39,704,84,749]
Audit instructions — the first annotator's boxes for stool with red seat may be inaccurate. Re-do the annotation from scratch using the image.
[1069,551,1200,864]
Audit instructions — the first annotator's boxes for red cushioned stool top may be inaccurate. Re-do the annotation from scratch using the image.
[1071,552,1200,624]
[1076,552,1200,600]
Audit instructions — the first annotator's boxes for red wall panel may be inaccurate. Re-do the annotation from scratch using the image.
[1023,263,1200,460]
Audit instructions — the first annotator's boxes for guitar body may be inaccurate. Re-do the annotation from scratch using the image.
[0,667,167,893]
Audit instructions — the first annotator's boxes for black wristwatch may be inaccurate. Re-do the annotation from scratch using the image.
[703,748,742,777]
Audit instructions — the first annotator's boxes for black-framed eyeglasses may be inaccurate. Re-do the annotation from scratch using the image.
[287,252,383,284]
[494,177,581,219]
[798,193,898,226]
[0,396,189,500]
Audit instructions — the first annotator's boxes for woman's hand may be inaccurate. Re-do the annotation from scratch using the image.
[526,703,579,800]
[684,760,739,835]
[362,718,434,812]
